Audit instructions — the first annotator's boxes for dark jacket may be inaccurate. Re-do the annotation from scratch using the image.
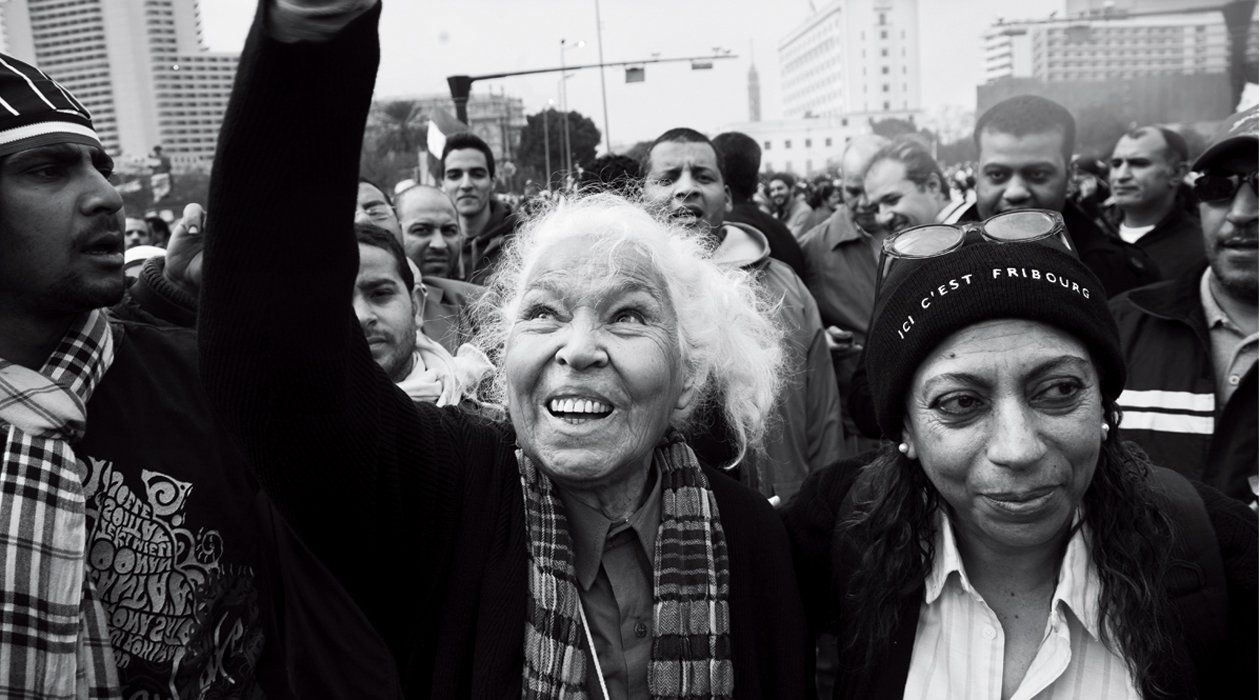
[1110,265,1258,504]
[727,200,808,280]
[421,275,484,354]
[460,197,517,285]
[782,456,1258,700]
[198,9,811,697]
[957,200,1161,297]
[1128,205,1207,282]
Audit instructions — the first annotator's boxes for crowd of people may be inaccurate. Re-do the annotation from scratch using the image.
[0,0,1256,698]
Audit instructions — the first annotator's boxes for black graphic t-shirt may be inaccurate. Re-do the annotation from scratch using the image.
[79,321,268,698]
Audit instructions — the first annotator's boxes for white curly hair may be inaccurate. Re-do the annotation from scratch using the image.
[471,192,786,461]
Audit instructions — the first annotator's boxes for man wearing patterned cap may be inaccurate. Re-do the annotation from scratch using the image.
[0,52,395,697]
[1112,105,1259,508]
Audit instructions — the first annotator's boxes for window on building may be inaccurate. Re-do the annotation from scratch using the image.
[785,139,792,149]
[805,138,812,147]
[806,159,814,172]
[883,101,890,110]
[841,118,848,127]
[879,12,886,25]
[882,83,889,92]
[825,137,833,147]
[764,141,771,150]
[881,48,888,57]
[882,66,889,74]
[880,30,888,39]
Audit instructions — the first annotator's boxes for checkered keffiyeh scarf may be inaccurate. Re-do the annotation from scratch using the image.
[518,434,733,699]
[0,309,121,698]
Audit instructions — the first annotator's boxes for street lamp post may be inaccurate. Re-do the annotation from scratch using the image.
[543,99,553,190]
[560,38,584,189]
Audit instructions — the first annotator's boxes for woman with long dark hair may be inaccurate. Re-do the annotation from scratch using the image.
[785,210,1256,699]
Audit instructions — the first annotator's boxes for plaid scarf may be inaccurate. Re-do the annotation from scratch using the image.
[518,434,733,699]
[0,309,121,698]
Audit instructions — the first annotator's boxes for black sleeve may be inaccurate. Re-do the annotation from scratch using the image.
[196,2,473,653]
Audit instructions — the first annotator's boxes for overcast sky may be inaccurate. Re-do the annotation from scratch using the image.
[203,0,1063,149]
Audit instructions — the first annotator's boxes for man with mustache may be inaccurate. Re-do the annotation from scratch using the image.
[641,127,844,501]
[0,50,396,696]
[1112,106,1258,508]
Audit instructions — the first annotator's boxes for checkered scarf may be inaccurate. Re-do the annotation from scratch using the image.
[0,309,121,698]
[518,434,733,699]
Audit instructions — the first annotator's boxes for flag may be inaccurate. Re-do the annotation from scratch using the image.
[426,107,466,158]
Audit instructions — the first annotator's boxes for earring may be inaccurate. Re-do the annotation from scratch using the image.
[897,442,910,455]
[1101,422,1110,439]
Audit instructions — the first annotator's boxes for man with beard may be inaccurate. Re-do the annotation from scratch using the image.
[768,171,815,239]
[1111,106,1258,507]
[642,127,844,501]
[953,94,1160,296]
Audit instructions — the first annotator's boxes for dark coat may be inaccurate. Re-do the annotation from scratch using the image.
[198,9,811,697]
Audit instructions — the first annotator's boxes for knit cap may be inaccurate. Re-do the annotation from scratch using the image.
[866,240,1125,438]
[0,53,100,158]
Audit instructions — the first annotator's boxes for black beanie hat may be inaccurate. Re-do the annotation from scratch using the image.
[0,53,100,158]
[866,240,1125,439]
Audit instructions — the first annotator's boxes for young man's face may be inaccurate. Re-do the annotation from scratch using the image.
[975,129,1069,219]
[642,140,731,233]
[354,243,421,382]
[0,143,126,317]
[768,178,792,209]
[124,217,151,249]
[442,148,493,219]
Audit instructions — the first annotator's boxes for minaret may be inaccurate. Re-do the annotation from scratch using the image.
[747,41,762,122]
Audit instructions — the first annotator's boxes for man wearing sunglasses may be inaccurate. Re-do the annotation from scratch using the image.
[1112,106,1258,508]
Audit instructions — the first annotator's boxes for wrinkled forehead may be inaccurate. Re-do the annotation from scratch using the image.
[522,239,673,307]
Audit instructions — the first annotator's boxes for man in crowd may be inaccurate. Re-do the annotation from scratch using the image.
[124,215,152,248]
[642,127,844,501]
[713,131,808,279]
[768,171,815,239]
[354,222,490,406]
[0,50,395,696]
[952,94,1160,296]
[862,137,968,234]
[798,135,888,451]
[1112,106,1258,507]
[356,178,482,353]
[441,132,517,284]
[1109,125,1205,279]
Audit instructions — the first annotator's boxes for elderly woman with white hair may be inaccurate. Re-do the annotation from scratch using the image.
[196,7,810,697]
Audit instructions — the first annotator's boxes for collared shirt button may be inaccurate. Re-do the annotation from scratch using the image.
[982,626,997,640]
[635,621,648,638]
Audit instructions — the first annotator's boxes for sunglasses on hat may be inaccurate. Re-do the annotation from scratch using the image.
[1193,171,1258,204]
[876,209,1074,296]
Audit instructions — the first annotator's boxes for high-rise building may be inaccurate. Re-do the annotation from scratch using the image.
[0,0,238,170]
[982,10,1230,85]
[778,0,921,122]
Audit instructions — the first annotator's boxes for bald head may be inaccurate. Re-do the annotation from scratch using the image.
[839,135,890,231]
[397,185,462,278]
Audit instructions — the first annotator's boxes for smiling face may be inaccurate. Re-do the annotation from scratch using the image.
[768,178,791,209]
[0,143,125,317]
[643,140,731,233]
[505,242,695,491]
[903,319,1102,555]
[976,129,1070,219]
[864,159,946,234]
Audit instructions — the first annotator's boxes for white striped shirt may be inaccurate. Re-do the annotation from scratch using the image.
[903,511,1139,700]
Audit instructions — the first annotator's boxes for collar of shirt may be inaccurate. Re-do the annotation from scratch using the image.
[557,467,662,591]
[1200,268,1252,339]
[923,509,1105,642]
[825,207,868,250]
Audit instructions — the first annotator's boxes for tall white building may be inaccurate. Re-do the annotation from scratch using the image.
[982,11,1229,85]
[778,0,921,122]
[0,0,238,169]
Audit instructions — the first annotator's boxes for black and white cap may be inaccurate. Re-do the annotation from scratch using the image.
[0,53,101,158]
